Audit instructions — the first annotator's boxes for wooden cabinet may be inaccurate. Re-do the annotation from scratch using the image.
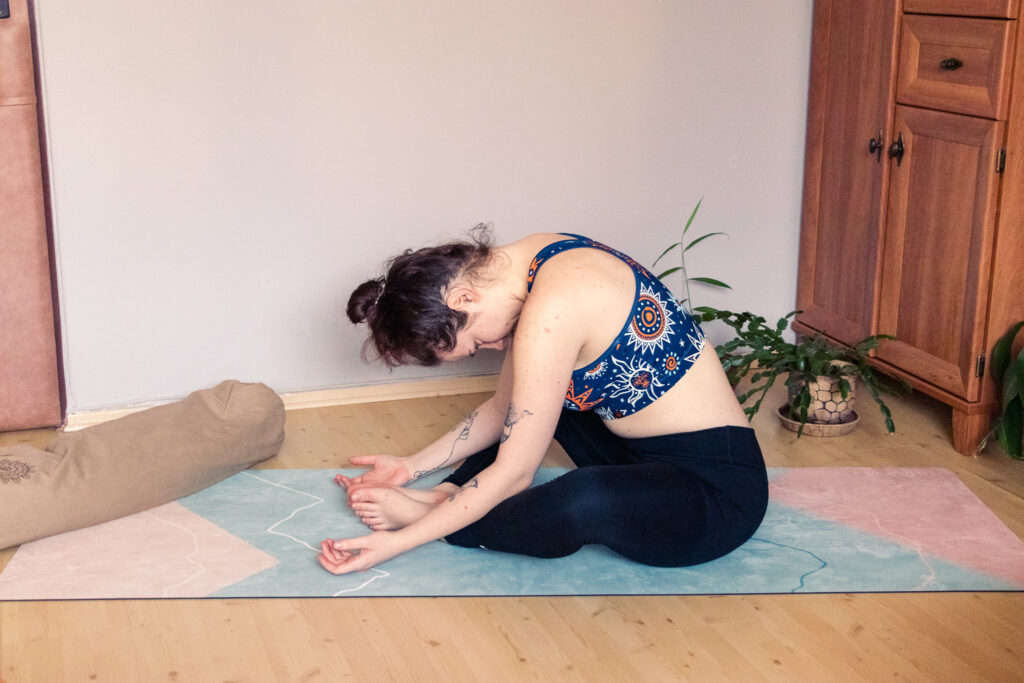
[797,0,1024,454]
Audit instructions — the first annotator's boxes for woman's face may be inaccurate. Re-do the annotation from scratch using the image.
[436,281,520,362]
[438,312,514,361]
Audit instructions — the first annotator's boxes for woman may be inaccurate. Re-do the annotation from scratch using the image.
[318,227,767,574]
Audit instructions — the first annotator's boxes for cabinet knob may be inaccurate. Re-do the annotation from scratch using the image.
[940,57,964,71]
[869,129,884,163]
[889,132,905,167]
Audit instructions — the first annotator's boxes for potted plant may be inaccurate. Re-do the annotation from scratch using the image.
[693,308,897,437]
[978,321,1023,458]
[652,198,731,312]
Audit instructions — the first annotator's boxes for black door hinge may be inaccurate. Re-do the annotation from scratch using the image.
[996,148,1007,174]
[976,355,986,378]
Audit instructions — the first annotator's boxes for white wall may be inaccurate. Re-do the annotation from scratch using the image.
[34,1,812,412]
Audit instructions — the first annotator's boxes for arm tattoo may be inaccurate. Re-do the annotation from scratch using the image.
[448,477,479,502]
[500,403,534,444]
[411,410,478,481]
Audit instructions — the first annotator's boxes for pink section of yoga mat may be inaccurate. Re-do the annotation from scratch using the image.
[0,502,278,599]
[770,467,1024,587]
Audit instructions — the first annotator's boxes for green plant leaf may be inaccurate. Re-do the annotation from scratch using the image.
[684,232,728,252]
[998,394,1022,459]
[997,360,1021,457]
[656,266,683,280]
[689,277,732,289]
[776,311,800,333]
[1003,364,1021,411]
[1014,347,1024,398]
[991,321,1024,381]
[652,242,683,268]
[682,197,703,235]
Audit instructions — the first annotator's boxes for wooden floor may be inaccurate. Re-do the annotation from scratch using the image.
[2,383,1023,682]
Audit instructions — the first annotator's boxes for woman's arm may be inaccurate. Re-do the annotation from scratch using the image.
[320,289,584,574]
[338,353,516,492]
[403,353,516,481]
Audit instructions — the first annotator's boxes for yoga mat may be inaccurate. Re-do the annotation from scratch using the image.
[1,467,1022,599]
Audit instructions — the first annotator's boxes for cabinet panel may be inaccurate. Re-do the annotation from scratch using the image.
[903,0,1019,18]
[0,0,63,430]
[797,0,899,345]
[897,14,1015,119]
[877,106,1004,399]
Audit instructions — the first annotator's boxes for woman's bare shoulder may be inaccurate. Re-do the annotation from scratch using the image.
[528,244,635,297]
[516,241,636,367]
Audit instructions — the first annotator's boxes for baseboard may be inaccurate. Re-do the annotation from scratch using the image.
[62,374,500,432]
[277,374,499,411]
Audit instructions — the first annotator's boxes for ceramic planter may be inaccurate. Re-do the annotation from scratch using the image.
[779,370,860,435]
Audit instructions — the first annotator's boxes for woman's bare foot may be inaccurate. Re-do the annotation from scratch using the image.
[349,486,442,531]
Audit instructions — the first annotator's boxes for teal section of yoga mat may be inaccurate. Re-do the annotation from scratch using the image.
[173,469,1024,597]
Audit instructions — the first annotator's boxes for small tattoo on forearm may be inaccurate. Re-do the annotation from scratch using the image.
[500,404,534,444]
[448,477,479,502]
[412,410,478,481]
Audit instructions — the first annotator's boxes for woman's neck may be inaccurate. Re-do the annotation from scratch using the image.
[492,233,565,300]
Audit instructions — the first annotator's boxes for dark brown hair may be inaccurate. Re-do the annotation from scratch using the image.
[347,226,494,366]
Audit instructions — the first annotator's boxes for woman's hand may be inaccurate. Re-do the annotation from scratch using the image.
[335,455,412,494]
[318,532,404,574]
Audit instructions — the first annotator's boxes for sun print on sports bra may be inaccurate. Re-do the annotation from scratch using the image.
[526,234,706,420]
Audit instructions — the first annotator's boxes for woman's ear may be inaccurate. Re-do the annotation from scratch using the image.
[445,283,476,311]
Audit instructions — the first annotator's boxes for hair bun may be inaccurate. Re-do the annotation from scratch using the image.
[347,278,384,323]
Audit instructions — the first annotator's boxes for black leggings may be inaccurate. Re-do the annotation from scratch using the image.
[441,410,768,567]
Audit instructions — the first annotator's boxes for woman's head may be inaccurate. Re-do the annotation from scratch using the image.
[348,226,494,366]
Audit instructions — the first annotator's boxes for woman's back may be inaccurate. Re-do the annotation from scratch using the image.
[512,233,747,438]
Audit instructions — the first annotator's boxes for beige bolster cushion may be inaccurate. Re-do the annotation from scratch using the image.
[0,380,285,550]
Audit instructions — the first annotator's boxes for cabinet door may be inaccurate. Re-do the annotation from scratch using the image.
[797,0,900,345]
[877,106,1004,399]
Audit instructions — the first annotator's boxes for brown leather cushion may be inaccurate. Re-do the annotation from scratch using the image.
[0,380,285,550]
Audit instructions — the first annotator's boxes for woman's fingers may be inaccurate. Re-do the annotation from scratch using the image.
[320,539,341,564]
[318,552,359,575]
[318,532,401,575]
[318,536,373,574]
[330,535,372,553]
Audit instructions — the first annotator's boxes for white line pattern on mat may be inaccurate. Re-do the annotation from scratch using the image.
[143,510,207,597]
[240,471,390,595]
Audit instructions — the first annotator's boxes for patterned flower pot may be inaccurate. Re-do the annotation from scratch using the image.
[777,404,860,436]
[779,371,860,435]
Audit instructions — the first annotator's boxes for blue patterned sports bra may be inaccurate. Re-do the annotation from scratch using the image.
[526,234,707,420]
